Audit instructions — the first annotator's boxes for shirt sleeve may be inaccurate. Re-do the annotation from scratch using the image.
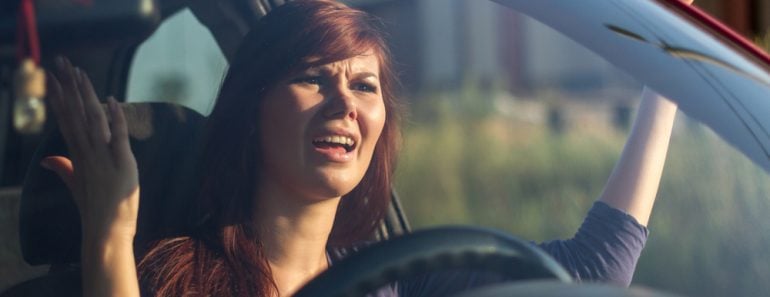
[537,201,649,286]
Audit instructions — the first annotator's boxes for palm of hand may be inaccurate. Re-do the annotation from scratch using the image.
[43,57,140,241]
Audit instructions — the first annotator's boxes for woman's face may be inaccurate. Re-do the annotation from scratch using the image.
[258,51,386,201]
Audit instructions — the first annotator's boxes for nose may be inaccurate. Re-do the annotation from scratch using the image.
[322,87,357,121]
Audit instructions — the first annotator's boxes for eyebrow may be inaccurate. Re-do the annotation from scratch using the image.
[353,72,379,81]
[307,66,379,81]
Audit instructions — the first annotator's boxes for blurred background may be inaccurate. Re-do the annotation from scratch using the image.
[3,0,770,296]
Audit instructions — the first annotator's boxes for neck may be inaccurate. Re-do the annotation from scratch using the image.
[255,178,341,296]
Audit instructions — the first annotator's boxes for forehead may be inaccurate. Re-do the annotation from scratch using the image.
[312,50,381,76]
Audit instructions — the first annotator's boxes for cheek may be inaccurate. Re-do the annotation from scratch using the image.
[360,101,387,160]
[259,99,306,161]
[261,89,318,138]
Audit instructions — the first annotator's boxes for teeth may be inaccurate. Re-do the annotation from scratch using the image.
[315,135,355,147]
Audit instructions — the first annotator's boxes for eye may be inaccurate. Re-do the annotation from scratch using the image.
[292,76,324,86]
[351,82,378,93]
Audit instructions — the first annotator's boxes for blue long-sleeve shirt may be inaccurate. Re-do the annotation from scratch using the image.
[538,201,648,285]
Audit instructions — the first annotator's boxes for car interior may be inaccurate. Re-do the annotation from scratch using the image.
[3,0,770,296]
[0,1,410,295]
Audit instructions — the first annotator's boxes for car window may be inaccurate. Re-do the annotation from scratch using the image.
[127,8,227,116]
[388,2,770,297]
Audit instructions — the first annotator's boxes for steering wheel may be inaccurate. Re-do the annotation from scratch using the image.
[293,226,572,297]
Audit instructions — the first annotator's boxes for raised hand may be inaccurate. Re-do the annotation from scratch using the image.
[43,56,141,296]
[44,56,139,240]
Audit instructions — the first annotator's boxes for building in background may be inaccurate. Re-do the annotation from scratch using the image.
[696,0,770,38]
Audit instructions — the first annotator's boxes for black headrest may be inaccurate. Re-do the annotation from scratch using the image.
[19,102,206,265]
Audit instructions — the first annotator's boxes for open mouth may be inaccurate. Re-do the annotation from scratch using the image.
[312,135,356,153]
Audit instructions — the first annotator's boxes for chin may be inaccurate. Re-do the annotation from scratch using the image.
[306,172,362,199]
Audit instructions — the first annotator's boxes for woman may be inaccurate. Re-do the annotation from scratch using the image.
[42,0,680,296]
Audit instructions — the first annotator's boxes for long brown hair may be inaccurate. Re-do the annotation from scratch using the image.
[137,1,401,296]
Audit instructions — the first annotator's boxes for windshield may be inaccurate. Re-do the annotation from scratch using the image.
[3,1,770,296]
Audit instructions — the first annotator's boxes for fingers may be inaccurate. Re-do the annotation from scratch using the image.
[47,71,73,145]
[41,156,75,191]
[78,70,111,145]
[49,57,115,158]
[47,56,134,171]
[54,57,87,129]
[49,57,91,154]
[107,97,133,167]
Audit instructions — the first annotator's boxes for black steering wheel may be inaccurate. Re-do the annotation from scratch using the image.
[294,226,572,297]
